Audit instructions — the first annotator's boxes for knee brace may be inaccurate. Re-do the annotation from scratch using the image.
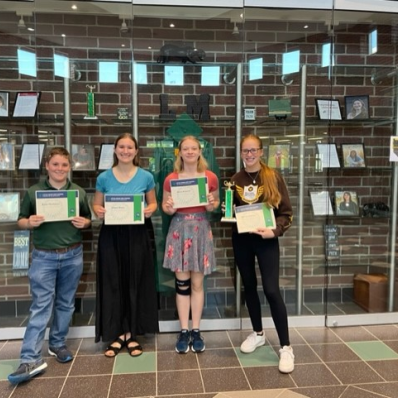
[175,277,191,296]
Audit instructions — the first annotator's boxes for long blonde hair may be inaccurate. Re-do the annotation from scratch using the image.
[174,135,208,173]
[241,134,281,208]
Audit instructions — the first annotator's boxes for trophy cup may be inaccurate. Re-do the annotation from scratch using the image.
[84,84,98,119]
[221,181,236,222]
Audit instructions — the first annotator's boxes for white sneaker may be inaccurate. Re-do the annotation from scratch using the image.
[240,331,266,353]
[279,345,295,373]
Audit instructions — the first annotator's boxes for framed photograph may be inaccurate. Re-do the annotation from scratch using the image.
[0,143,15,171]
[316,143,341,168]
[18,143,46,170]
[0,92,10,118]
[98,143,114,170]
[310,191,334,216]
[0,192,20,222]
[389,136,398,162]
[71,144,95,171]
[12,92,41,118]
[335,191,359,216]
[341,143,366,168]
[315,99,342,120]
[344,95,370,120]
[267,144,291,171]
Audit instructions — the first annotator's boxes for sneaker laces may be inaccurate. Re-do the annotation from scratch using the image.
[280,346,294,360]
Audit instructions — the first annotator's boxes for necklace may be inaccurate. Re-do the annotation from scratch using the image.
[245,169,260,184]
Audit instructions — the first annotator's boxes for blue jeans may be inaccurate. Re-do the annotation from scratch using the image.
[20,245,83,363]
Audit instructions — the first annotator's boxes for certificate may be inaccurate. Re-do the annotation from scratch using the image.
[104,194,144,225]
[170,177,208,209]
[235,203,276,234]
[35,190,79,222]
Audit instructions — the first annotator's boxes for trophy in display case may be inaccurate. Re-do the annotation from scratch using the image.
[221,181,236,222]
[85,84,98,119]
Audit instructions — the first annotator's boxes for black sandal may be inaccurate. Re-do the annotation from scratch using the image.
[126,338,143,357]
[104,337,125,358]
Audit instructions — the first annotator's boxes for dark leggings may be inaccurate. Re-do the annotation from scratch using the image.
[232,232,290,347]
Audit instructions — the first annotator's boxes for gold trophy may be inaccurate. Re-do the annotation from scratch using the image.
[84,84,98,119]
[221,181,236,222]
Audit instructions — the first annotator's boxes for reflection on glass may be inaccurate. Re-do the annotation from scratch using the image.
[248,57,263,81]
[369,29,378,54]
[99,61,118,83]
[282,49,300,75]
[133,63,148,84]
[164,65,184,86]
[17,48,37,77]
[54,53,70,78]
[201,66,220,86]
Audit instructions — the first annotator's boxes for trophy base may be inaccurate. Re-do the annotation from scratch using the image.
[221,217,236,223]
[84,116,98,120]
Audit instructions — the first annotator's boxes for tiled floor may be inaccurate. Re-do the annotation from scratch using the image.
[1,325,398,398]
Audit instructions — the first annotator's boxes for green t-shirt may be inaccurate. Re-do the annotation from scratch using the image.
[18,178,91,249]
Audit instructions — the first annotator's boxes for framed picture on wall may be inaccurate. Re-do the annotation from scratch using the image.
[315,98,342,120]
[0,192,20,222]
[316,143,341,168]
[335,191,359,216]
[341,143,366,168]
[18,143,46,170]
[344,95,370,120]
[12,92,41,118]
[267,144,291,172]
[310,190,334,216]
[0,91,10,118]
[71,144,95,171]
[0,143,15,171]
[98,144,114,170]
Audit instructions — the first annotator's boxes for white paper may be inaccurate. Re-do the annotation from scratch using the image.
[317,144,340,168]
[19,144,45,170]
[310,191,334,216]
[98,144,114,170]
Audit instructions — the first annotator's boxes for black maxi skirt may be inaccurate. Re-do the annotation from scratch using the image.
[95,220,159,343]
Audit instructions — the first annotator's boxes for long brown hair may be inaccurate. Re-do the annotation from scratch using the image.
[174,135,208,173]
[240,134,281,208]
[112,133,140,167]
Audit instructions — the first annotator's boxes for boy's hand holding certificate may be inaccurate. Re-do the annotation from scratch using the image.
[170,177,208,209]
[104,194,144,225]
[235,203,276,234]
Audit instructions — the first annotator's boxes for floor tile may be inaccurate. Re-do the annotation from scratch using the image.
[201,367,250,393]
[197,348,240,368]
[289,364,340,387]
[157,369,204,395]
[0,360,19,381]
[364,325,398,341]
[357,381,398,397]
[235,346,279,367]
[290,386,346,398]
[347,341,398,360]
[114,352,156,374]
[244,366,296,389]
[339,385,389,398]
[68,355,114,376]
[295,328,341,344]
[327,361,384,384]
[365,359,398,381]
[60,375,111,398]
[330,326,377,342]
[157,350,199,371]
[8,378,65,398]
[311,343,361,362]
[109,373,156,398]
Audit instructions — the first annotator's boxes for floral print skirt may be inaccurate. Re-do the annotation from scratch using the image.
[163,212,216,275]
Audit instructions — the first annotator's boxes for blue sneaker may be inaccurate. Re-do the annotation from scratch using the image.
[191,329,205,353]
[48,346,73,363]
[8,360,48,385]
[175,330,190,354]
